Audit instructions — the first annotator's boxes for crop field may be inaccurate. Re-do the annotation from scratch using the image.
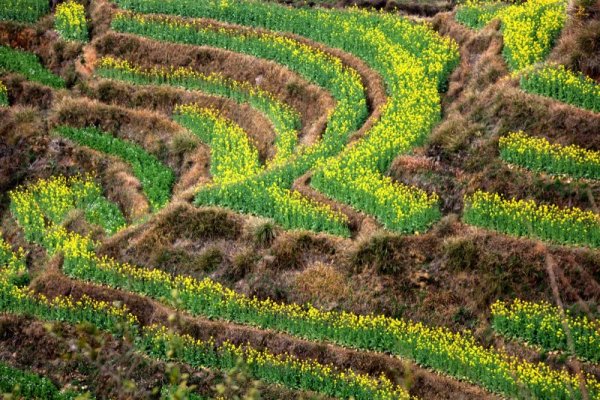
[0,0,599,398]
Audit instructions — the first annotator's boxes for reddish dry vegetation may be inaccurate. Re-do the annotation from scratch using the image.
[0,0,600,398]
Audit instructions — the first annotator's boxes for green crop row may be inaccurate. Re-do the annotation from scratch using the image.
[142,325,411,400]
[455,1,508,29]
[499,131,600,180]
[0,212,411,400]
[265,184,350,236]
[53,126,174,211]
[492,299,600,363]
[501,0,566,71]
[173,104,262,184]
[0,280,412,400]
[0,362,87,400]
[109,0,458,85]
[0,276,137,336]
[464,190,600,247]
[55,0,88,42]
[455,0,567,71]
[520,64,600,113]
[110,8,455,234]
[109,0,458,234]
[96,56,301,164]
[0,0,49,23]
[0,232,28,286]
[10,177,600,400]
[174,104,350,235]
[9,175,125,247]
[58,239,600,398]
[0,46,65,88]
[111,12,363,235]
[94,55,352,235]
[160,386,207,400]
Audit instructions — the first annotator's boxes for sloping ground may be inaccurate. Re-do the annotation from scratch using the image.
[0,0,599,398]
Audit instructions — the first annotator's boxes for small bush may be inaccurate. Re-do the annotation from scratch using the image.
[294,263,349,308]
[251,220,277,246]
[227,250,257,281]
[443,237,479,271]
[196,246,223,273]
[171,131,200,157]
[350,233,405,275]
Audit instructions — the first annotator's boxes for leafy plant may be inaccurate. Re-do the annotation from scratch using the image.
[0,46,65,88]
[53,126,174,211]
[499,131,600,179]
[0,81,8,107]
[520,64,600,112]
[492,299,600,362]
[0,0,48,22]
[464,190,600,247]
[55,1,88,42]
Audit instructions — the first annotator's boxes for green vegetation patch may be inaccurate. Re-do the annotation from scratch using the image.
[53,126,175,211]
[0,46,65,88]
[0,0,49,23]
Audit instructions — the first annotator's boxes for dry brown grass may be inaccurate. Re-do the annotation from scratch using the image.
[1,74,55,109]
[550,0,600,80]
[293,262,349,309]
[83,78,277,163]
[103,164,150,219]
[93,32,336,147]
[0,21,82,81]
[2,1,600,397]
[51,97,183,147]
[99,202,243,264]
[28,270,499,400]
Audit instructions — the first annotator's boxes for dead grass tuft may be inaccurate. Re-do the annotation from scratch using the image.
[294,262,349,309]
[269,232,337,271]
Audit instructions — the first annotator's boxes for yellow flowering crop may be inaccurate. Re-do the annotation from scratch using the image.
[97,56,301,164]
[266,184,350,236]
[464,190,600,247]
[0,233,27,284]
[0,272,138,334]
[456,0,567,71]
[9,175,600,399]
[501,0,567,71]
[141,325,412,400]
[9,175,125,246]
[455,0,508,29]
[500,131,600,179]
[521,64,600,112]
[110,4,458,234]
[174,105,262,184]
[492,299,600,362]
[55,0,88,42]
[111,11,364,235]
[53,125,174,211]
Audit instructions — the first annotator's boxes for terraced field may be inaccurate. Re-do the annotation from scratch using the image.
[0,0,599,398]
